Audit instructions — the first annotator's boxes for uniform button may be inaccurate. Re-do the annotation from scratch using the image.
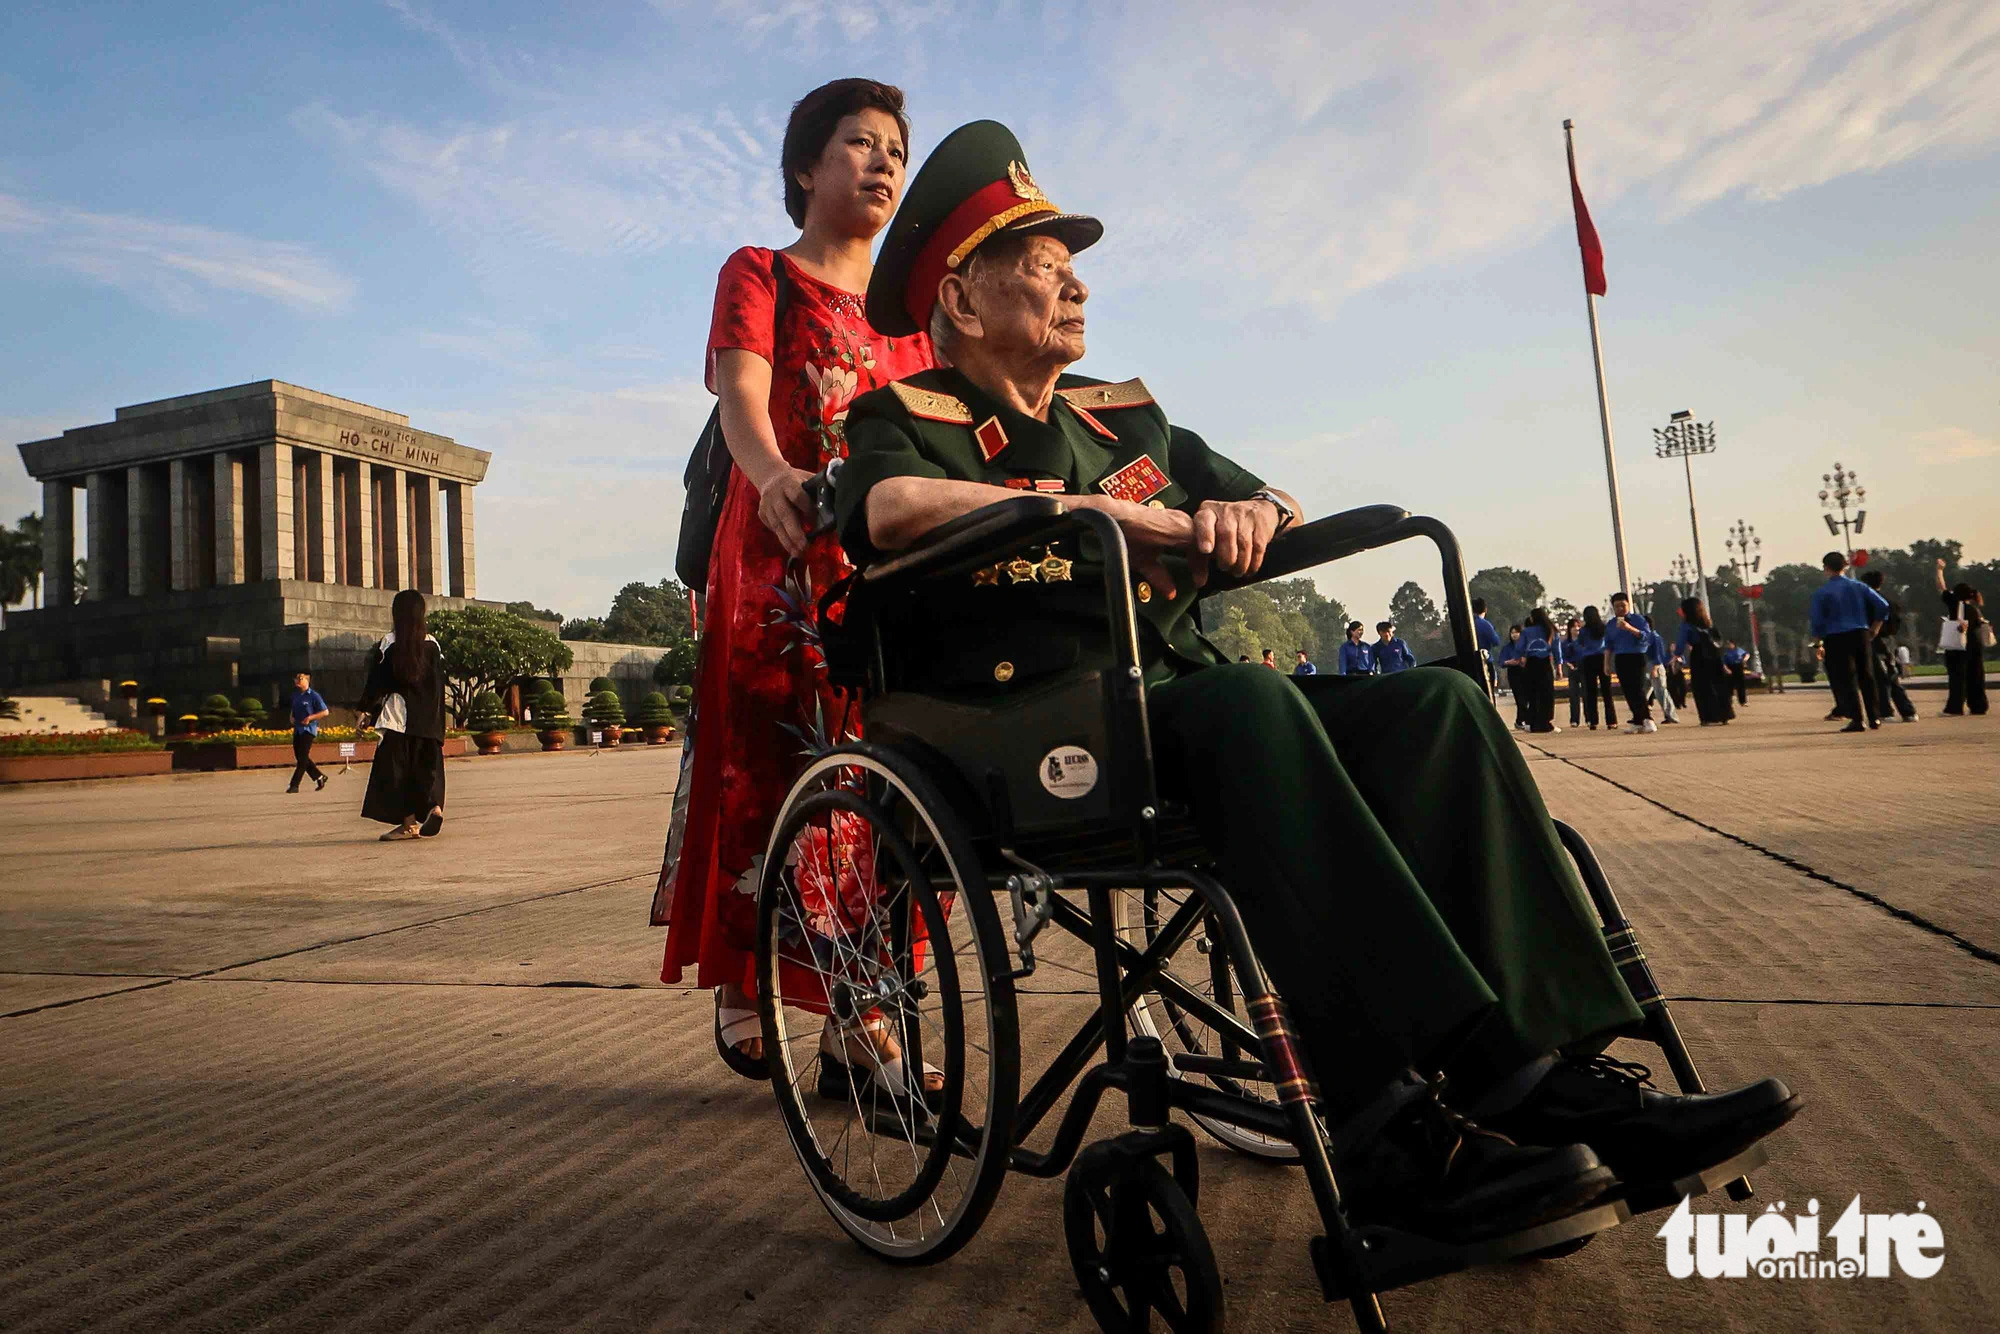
[993,661,1016,683]
[1136,582,1153,603]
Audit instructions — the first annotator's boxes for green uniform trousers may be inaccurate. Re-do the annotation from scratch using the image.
[1148,663,1644,1117]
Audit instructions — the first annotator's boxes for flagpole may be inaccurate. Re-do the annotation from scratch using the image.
[1565,118,1632,599]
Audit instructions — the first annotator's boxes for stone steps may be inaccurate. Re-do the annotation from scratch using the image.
[0,696,123,735]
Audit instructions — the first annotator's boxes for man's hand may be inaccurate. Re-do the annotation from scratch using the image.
[1087,497,1196,600]
[1189,497,1282,587]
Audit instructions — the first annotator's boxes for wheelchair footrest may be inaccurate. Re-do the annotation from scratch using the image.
[1617,1141,1767,1217]
[1310,1198,1632,1302]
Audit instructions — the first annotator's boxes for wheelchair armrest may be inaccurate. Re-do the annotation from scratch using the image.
[1198,504,1410,595]
[863,495,1075,585]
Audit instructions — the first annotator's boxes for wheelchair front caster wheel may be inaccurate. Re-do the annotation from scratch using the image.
[1064,1149,1223,1333]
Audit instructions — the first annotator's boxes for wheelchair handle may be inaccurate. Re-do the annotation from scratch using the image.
[803,458,841,537]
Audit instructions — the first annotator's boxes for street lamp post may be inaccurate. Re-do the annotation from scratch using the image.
[1654,411,1716,610]
[1726,519,1764,676]
[1819,463,1866,558]
[1668,553,1695,599]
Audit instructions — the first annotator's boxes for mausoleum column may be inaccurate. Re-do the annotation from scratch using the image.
[259,441,295,582]
[444,482,475,598]
[86,471,126,600]
[375,465,401,589]
[410,475,440,594]
[40,479,74,606]
[126,464,158,597]
[352,461,376,589]
[169,457,198,591]
[213,452,245,585]
[308,451,335,583]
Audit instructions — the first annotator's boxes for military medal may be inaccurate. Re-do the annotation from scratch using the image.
[1097,454,1170,505]
[972,565,1000,587]
[1038,552,1073,583]
[1004,557,1039,584]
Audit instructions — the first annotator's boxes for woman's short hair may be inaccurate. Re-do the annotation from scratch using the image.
[782,78,909,228]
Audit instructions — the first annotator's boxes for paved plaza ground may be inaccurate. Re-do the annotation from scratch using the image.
[2,690,1995,1332]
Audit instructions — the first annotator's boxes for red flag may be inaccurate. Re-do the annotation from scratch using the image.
[1568,152,1607,296]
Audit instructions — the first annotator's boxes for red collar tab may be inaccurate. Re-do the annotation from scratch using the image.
[975,415,1011,462]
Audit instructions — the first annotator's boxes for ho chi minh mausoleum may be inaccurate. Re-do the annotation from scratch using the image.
[6,380,495,709]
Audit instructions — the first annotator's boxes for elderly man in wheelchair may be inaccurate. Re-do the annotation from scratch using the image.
[745,120,1800,1332]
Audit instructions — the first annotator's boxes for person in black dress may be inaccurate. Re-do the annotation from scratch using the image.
[1677,598,1732,725]
[358,589,449,840]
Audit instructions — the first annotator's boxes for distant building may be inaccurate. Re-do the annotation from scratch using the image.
[4,380,501,709]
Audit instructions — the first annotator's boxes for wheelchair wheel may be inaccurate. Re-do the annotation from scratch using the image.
[1065,1147,1224,1334]
[1120,885,1299,1163]
[756,745,1019,1265]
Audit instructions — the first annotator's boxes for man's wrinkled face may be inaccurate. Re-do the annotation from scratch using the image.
[965,234,1088,369]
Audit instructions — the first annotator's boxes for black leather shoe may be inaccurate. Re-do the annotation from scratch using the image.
[1335,1077,1615,1243]
[1482,1054,1801,1186]
[1841,721,1866,733]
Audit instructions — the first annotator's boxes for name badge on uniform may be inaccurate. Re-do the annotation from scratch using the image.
[1097,455,1170,505]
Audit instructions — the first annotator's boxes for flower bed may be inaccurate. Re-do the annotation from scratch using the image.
[0,730,164,757]
[171,734,469,771]
[0,731,173,782]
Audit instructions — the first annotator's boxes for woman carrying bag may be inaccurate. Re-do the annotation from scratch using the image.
[652,79,935,1088]
[358,589,447,841]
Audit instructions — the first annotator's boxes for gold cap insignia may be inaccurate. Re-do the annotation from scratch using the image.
[1007,161,1047,203]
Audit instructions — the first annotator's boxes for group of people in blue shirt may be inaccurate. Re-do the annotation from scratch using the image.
[1297,621,1418,678]
[1470,592,1746,735]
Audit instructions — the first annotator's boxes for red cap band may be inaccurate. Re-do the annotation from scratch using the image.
[905,178,1058,329]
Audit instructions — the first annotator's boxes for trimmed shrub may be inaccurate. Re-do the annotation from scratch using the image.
[237,697,268,724]
[632,691,673,726]
[464,690,510,732]
[199,693,238,732]
[583,689,626,726]
[533,687,572,729]
[587,676,617,696]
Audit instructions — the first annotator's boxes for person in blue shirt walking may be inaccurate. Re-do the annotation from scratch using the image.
[1499,625,1529,728]
[1472,597,1501,696]
[1575,606,1617,730]
[1722,641,1751,708]
[1293,648,1318,677]
[1374,621,1416,674]
[1809,550,1889,732]
[1337,621,1375,676]
[1644,626,1680,724]
[287,671,330,793]
[1603,593,1655,732]
[1517,608,1561,732]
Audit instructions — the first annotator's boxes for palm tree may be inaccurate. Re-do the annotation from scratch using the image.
[0,519,40,628]
[15,513,43,608]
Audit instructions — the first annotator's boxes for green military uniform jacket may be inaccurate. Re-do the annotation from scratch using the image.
[837,367,1267,694]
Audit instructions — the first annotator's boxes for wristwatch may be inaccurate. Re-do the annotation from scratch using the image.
[1249,489,1297,533]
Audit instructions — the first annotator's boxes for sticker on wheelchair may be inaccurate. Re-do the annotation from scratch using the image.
[1038,745,1099,799]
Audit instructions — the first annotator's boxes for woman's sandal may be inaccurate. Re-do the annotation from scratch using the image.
[816,1017,944,1112]
[379,823,421,841]
[714,990,770,1080]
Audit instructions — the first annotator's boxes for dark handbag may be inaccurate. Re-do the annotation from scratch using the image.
[673,250,793,591]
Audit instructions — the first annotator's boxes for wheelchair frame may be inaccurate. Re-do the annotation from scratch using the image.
[758,493,1766,1332]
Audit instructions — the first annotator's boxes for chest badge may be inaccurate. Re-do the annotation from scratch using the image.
[1097,454,1171,505]
[975,415,1010,462]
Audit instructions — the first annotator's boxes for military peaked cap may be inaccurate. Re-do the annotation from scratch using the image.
[866,119,1103,337]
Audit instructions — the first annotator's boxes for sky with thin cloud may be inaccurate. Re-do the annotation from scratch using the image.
[3,0,1996,624]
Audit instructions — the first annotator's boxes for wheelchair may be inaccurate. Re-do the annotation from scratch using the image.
[750,490,1770,1332]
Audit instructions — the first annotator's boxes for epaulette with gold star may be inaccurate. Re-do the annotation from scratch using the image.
[889,381,974,424]
[1055,378,1155,411]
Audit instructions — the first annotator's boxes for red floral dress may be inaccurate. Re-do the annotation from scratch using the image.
[655,247,933,997]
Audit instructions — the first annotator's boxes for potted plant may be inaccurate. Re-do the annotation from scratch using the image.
[464,690,510,755]
[237,696,269,730]
[176,712,201,736]
[198,693,238,733]
[119,679,140,701]
[584,688,626,746]
[533,687,572,751]
[633,690,675,744]
[587,675,617,697]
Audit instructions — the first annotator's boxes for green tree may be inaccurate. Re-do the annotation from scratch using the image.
[1468,566,1545,635]
[1757,563,1822,671]
[604,578,695,645]
[1548,596,1580,628]
[1389,580,1449,661]
[504,599,562,625]
[1204,585,1316,664]
[561,616,608,641]
[0,514,42,624]
[429,606,575,724]
[653,637,700,688]
[1261,577,1350,660]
